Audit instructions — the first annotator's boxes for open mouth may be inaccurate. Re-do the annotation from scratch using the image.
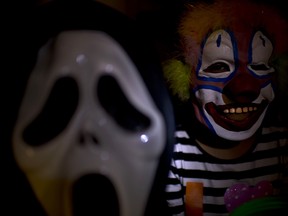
[205,100,268,131]
[73,174,119,216]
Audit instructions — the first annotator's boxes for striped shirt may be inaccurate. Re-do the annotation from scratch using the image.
[165,126,288,216]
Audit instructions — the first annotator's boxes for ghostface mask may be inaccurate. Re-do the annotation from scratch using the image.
[11,3,175,214]
[12,29,167,216]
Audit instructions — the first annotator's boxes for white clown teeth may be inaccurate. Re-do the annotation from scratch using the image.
[223,106,257,114]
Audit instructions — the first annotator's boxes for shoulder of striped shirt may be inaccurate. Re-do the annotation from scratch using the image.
[174,126,288,137]
[175,130,190,139]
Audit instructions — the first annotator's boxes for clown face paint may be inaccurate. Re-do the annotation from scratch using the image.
[192,29,275,141]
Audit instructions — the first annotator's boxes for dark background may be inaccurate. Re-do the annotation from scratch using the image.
[2,0,288,215]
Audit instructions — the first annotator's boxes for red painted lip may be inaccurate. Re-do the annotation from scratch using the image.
[205,100,268,131]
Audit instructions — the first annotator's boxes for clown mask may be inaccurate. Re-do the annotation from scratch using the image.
[192,29,275,141]
[163,0,288,142]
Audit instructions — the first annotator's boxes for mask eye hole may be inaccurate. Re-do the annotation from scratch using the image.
[250,64,270,71]
[23,77,79,146]
[97,75,151,132]
[204,62,230,73]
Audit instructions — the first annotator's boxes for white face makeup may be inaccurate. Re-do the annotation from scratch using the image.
[192,29,275,141]
[12,31,165,216]
[248,31,275,76]
[198,30,235,80]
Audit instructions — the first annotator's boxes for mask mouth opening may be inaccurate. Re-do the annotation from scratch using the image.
[205,100,268,131]
[72,174,120,216]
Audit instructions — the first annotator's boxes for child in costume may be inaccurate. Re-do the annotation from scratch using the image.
[163,0,288,215]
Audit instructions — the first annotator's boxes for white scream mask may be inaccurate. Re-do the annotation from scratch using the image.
[12,30,166,216]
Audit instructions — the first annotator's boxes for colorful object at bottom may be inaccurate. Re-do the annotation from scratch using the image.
[229,196,288,216]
